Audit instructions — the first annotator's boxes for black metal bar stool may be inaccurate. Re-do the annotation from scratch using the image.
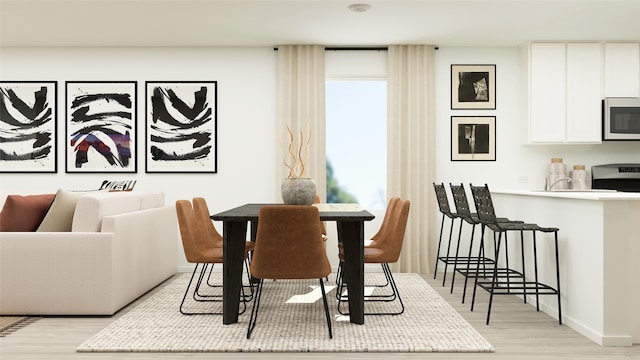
[432,183,463,286]
[448,183,494,301]
[469,184,562,325]
[449,183,524,302]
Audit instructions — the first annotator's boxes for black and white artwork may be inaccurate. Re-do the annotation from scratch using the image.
[451,116,496,161]
[0,81,57,173]
[145,81,217,173]
[65,81,137,173]
[451,65,496,110]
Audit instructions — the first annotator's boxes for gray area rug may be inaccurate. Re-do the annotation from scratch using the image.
[77,273,493,353]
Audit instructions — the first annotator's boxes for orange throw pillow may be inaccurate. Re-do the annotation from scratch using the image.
[0,194,55,232]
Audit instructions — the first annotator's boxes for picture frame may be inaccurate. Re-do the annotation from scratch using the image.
[65,81,137,173]
[451,64,496,110]
[145,81,217,173]
[451,116,496,161]
[0,81,58,173]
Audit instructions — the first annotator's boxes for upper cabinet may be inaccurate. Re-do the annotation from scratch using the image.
[604,43,640,98]
[521,42,640,144]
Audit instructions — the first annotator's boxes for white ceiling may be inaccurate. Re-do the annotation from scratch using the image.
[1,0,639,47]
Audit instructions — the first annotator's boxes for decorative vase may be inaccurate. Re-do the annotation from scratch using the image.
[281,178,316,205]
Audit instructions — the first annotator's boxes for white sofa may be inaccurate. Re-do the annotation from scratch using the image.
[0,191,177,315]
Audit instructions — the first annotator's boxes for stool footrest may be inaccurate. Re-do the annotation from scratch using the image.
[476,280,559,295]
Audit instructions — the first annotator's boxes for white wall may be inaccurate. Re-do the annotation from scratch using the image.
[2,46,638,273]
[434,46,639,191]
[0,47,279,270]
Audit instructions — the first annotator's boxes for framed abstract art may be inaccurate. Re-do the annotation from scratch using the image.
[65,81,137,173]
[451,64,496,110]
[145,81,217,173]
[0,81,58,173]
[451,116,496,161]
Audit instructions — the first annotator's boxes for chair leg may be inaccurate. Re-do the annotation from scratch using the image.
[434,213,445,279]
[442,217,456,286]
[246,279,264,339]
[450,219,465,293]
[553,231,563,325]
[337,263,404,316]
[486,232,503,325]
[319,278,333,339]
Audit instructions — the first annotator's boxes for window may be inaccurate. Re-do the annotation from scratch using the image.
[325,80,387,209]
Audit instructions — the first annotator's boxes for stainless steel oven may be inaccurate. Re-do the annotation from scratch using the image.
[603,97,640,141]
[592,164,640,192]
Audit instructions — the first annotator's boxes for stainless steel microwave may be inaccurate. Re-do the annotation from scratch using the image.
[603,97,640,140]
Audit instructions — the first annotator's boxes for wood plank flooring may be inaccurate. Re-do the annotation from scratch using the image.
[1,273,638,359]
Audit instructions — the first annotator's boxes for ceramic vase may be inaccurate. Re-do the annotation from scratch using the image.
[281,178,316,205]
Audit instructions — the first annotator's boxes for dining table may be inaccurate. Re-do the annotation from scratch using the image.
[211,203,375,325]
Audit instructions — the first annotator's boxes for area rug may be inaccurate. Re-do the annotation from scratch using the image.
[77,273,493,353]
[0,316,39,337]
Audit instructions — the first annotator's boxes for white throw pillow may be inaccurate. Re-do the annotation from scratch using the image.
[36,189,97,232]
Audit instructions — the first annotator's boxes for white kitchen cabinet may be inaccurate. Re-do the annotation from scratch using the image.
[522,42,603,144]
[604,43,640,98]
[566,43,603,142]
[527,43,566,143]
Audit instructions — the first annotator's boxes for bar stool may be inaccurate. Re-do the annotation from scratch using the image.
[432,183,462,286]
[469,184,562,325]
[449,183,523,302]
[448,183,494,301]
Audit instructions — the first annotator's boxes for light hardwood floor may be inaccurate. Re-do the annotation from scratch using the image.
[1,273,638,360]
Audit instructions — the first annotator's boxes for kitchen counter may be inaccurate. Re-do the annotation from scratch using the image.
[489,190,640,346]
[493,189,640,201]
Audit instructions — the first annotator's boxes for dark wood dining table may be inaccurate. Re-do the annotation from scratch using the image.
[211,203,375,325]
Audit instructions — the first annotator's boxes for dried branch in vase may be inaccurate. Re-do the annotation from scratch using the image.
[283,126,311,178]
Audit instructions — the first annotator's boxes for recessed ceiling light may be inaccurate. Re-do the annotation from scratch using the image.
[348,3,371,12]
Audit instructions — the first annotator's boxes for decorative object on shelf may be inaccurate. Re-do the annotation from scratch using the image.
[65,81,137,173]
[450,116,496,161]
[281,126,316,205]
[145,81,217,173]
[0,81,57,173]
[99,179,137,192]
[451,64,496,110]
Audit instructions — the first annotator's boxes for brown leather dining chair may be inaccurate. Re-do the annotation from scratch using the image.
[192,197,254,298]
[176,199,249,315]
[336,198,410,316]
[335,197,400,289]
[246,205,332,339]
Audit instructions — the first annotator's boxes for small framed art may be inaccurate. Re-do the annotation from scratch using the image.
[451,116,496,161]
[145,81,217,173]
[65,81,137,173]
[451,64,496,110]
[0,81,58,173]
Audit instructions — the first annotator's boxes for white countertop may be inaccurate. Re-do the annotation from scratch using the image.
[492,189,640,201]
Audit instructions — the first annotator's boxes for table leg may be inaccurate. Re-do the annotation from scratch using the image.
[337,220,365,324]
[222,220,247,325]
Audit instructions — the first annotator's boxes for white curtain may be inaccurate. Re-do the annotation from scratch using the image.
[275,45,326,200]
[387,45,437,273]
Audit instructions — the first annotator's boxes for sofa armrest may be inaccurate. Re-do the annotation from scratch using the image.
[102,206,178,310]
[0,232,115,315]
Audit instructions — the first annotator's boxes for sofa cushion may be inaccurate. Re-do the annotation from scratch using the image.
[37,189,97,232]
[71,192,165,232]
[0,194,55,232]
[71,192,141,232]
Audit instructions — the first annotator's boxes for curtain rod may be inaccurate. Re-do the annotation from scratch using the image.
[273,46,438,51]
[273,46,387,51]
